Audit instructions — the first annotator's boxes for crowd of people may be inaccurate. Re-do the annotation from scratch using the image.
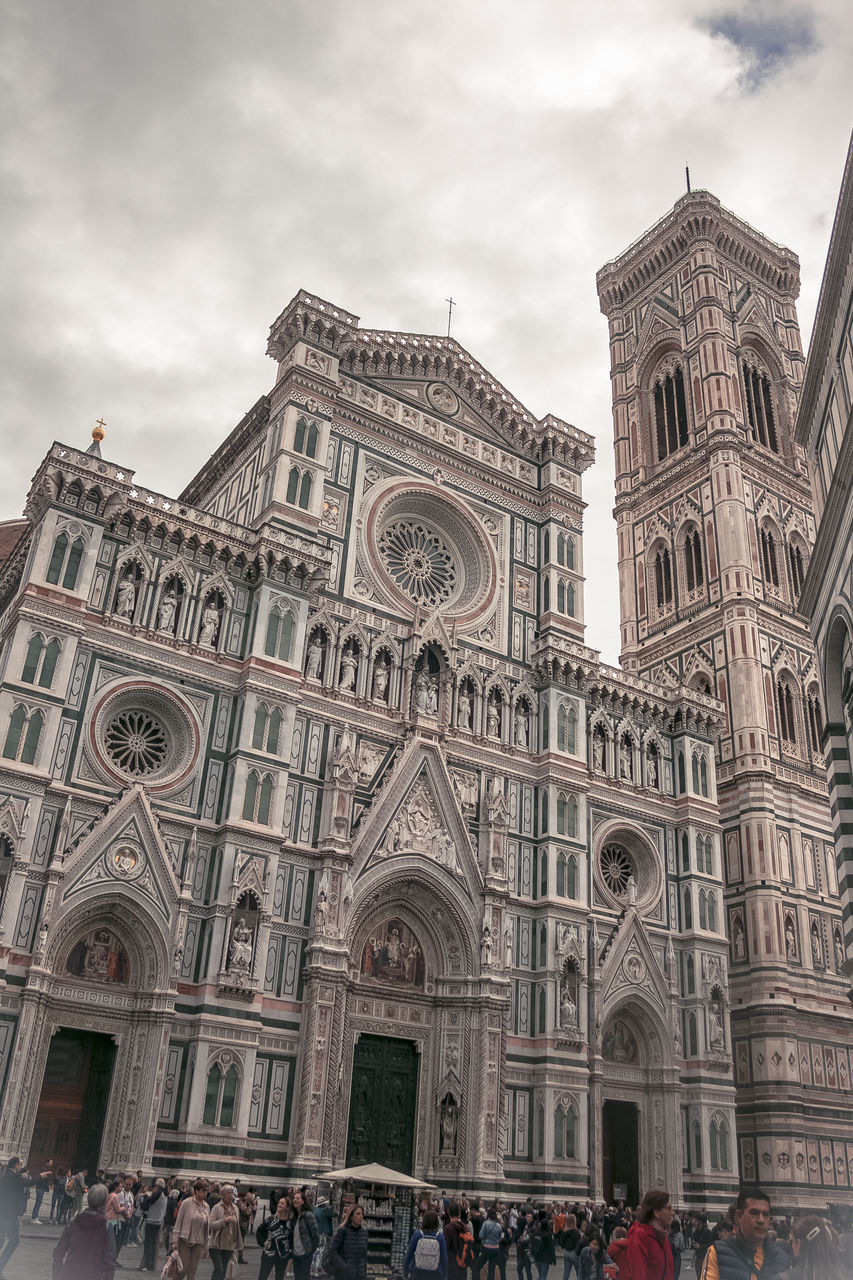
[0,1158,851,1280]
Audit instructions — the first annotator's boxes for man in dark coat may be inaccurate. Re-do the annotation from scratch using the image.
[52,1183,116,1280]
[0,1155,29,1275]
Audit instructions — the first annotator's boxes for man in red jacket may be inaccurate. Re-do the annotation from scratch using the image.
[624,1191,674,1280]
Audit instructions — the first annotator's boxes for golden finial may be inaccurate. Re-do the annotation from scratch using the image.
[92,418,106,443]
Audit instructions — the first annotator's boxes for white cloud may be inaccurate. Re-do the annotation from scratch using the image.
[1,0,851,662]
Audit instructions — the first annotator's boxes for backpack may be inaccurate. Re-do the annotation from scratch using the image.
[454,1225,475,1270]
[414,1232,442,1272]
[65,1176,76,1195]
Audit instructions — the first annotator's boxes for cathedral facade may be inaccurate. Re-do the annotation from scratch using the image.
[0,189,847,1212]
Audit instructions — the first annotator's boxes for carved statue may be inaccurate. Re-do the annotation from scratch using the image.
[230,916,253,970]
[306,636,324,680]
[625,874,637,905]
[708,1000,725,1050]
[785,917,797,960]
[339,645,357,692]
[619,740,632,780]
[836,932,845,970]
[811,927,822,967]
[314,890,328,934]
[647,752,658,788]
[439,1093,458,1154]
[372,658,389,701]
[480,926,492,967]
[415,670,438,714]
[486,697,500,739]
[115,575,137,619]
[172,941,184,978]
[504,927,513,970]
[457,689,472,729]
[156,588,177,634]
[515,705,529,749]
[199,599,220,647]
[560,986,577,1030]
[593,732,604,772]
[732,915,746,961]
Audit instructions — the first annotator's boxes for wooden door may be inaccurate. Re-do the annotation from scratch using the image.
[346,1035,418,1174]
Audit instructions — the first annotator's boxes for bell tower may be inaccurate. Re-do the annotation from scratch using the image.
[597,190,852,1207]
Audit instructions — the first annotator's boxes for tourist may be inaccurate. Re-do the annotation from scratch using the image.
[606,1227,628,1274]
[444,1200,475,1280]
[625,1191,674,1280]
[256,1193,294,1280]
[69,1167,87,1221]
[51,1166,70,1225]
[0,1156,28,1275]
[32,1157,54,1223]
[116,1172,135,1255]
[577,1233,612,1280]
[559,1213,582,1280]
[516,1210,535,1280]
[209,1184,243,1280]
[325,1203,370,1280]
[140,1177,168,1273]
[669,1214,685,1280]
[405,1208,448,1280]
[530,1209,556,1280]
[291,1187,321,1280]
[170,1177,211,1280]
[699,1189,788,1280]
[478,1206,503,1280]
[693,1214,715,1276]
[790,1216,846,1280]
[52,1182,117,1279]
[105,1178,125,1252]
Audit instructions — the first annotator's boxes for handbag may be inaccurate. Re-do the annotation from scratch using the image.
[161,1251,185,1279]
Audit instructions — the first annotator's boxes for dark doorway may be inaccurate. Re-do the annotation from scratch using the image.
[346,1035,418,1173]
[602,1099,639,1207]
[29,1029,116,1175]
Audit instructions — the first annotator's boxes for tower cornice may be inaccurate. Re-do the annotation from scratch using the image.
[597,190,800,313]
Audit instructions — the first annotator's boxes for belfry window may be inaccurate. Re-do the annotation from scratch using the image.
[3,706,44,765]
[683,529,703,593]
[788,542,805,597]
[805,686,823,753]
[654,548,673,610]
[46,532,85,590]
[742,362,779,452]
[653,366,689,461]
[293,416,319,459]
[21,635,61,688]
[777,678,796,745]
[760,526,780,588]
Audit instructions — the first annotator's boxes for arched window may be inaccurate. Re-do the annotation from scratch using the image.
[293,416,319,459]
[742,361,779,452]
[760,525,780,587]
[46,533,85,590]
[557,534,566,566]
[567,855,577,899]
[539,853,548,898]
[692,753,700,793]
[299,472,312,509]
[710,1116,730,1170]
[681,832,689,872]
[267,708,282,755]
[286,467,299,504]
[700,756,708,796]
[685,955,695,994]
[683,888,693,931]
[554,1104,577,1159]
[203,1062,240,1127]
[692,1119,702,1169]
[242,770,259,821]
[805,686,823,753]
[556,793,577,837]
[243,771,273,823]
[21,635,43,684]
[653,366,689,460]
[258,775,273,826]
[654,547,673,610]
[683,527,703,593]
[557,703,576,753]
[695,835,704,873]
[556,852,566,897]
[537,1103,545,1158]
[3,706,43,765]
[687,1013,698,1058]
[704,837,713,875]
[543,578,550,612]
[22,634,62,688]
[265,607,295,661]
[698,890,708,930]
[777,678,797,744]
[788,541,805,597]
[708,892,718,932]
[251,705,268,750]
[677,751,686,794]
[557,580,565,613]
[556,534,575,570]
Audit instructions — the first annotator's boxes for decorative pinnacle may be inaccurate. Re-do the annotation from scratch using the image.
[92,418,107,443]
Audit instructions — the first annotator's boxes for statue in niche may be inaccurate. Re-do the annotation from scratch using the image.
[785,917,797,960]
[199,599,220,646]
[415,670,438,714]
[625,874,637,905]
[647,751,658,789]
[515,705,529,749]
[620,739,632,780]
[306,635,324,680]
[480,926,492,967]
[811,927,822,967]
[115,574,137,619]
[157,587,177,634]
[504,928,514,970]
[732,915,746,961]
[486,696,500,739]
[339,645,357,692]
[314,890,328,934]
[560,986,577,1030]
[372,657,389,701]
[835,932,845,970]
[230,917,254,970]
[457,688,472,729]
[439,1093,459,1154]
[593,732,604,772]
[708,997,725,1050]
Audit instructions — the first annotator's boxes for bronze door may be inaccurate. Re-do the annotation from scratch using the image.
[29,1029,116,1176]
[346,1035,418,1174]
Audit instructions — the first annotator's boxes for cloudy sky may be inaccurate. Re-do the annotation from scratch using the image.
[2,0,850,662]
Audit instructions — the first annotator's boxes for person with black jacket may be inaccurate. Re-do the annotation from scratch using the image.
[256,1195,294,1280]
[139,1178,167,1273]
[0,1156,29,1275]
[559,1214,582,1280]
[325,1204,369,1280]
[516,1211,535,1280]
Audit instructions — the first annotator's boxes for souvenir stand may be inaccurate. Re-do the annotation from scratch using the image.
[318,1162,436,1280]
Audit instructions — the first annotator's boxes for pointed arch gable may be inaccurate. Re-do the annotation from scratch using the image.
[45,887,171,994]
[349,866,477,980]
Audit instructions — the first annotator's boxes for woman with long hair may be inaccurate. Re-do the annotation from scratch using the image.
[791,1215,847,1280]
[326,1204,369,1280]
[625,1191,674,1280]
[291,1188,321,1280]
[256,1194,294,1280]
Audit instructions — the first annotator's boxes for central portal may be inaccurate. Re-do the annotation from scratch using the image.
[347,1035,418,1173]
[602,1099,639,1206]
[29,1028,116,1176]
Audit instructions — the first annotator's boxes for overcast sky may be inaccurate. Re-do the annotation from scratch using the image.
[2,1,850,662]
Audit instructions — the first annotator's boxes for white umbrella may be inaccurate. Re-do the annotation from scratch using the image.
[317,1162,436,1188]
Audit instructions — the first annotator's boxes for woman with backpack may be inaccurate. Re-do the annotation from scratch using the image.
[255,1194,294,1280]
[291,1188,320,1280]
[444,1202,474,1280]
[530,1210,556,1280]
[478,1206,503,1280]
[405,1209,448,1280]
[325,1203,369,1280]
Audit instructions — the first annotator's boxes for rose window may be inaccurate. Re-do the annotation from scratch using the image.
[105,710,169,776]
[599,843,633,896]
[378,521,457,607]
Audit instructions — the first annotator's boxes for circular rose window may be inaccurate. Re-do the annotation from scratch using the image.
[600,843,633,895]
[594,827,663,912]
[363,482,497,624]
[89,681,199,792]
